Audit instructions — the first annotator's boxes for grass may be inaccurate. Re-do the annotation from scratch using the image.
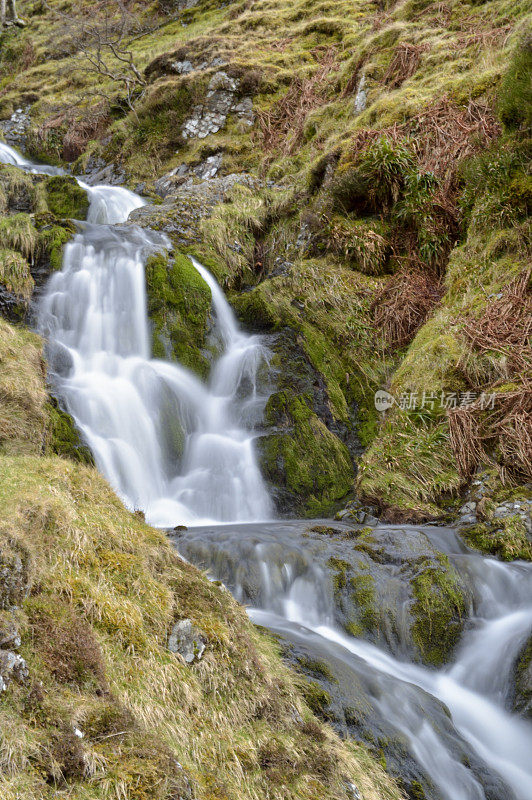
[0,0,528,519]
[0,312,404,800]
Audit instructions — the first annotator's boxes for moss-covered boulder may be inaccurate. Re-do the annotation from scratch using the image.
[303,524,469,666]
[43,175,89,220]
[145,250,212,377]
[261,392,354,516]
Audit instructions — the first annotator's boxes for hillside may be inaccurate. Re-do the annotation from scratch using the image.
[2,0,529,526]
[0,1,531,798]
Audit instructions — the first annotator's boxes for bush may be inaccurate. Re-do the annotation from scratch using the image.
[330,136,415,214]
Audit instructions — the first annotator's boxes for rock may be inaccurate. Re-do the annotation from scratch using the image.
[154,153,223,198]
[353,73,366,114]
[82,159,125,186]
[130,172,260,248]
[305,525,469,666]
[181,71,254,140]
[0,106,31,149]
[0,650,29,688]
[0,535,31,610]
[168,619,205,663]
[0,284,27,323]
[345,782,362,800]
[513,636,532,718]
[0,621,21,649]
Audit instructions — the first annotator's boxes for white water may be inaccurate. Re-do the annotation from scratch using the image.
[3,140,532,799]
[177,522,532,800]
[0,141,272,526]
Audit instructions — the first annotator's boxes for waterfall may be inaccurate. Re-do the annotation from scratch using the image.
[175,521,532,800]
[0,142,273,526]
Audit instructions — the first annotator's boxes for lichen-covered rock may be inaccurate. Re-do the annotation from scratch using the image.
[181,71,254,140]
[168,618,205,663]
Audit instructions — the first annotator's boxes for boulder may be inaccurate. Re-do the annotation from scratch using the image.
[168,619,205,663]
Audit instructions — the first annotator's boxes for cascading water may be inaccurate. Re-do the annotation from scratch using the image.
[2,140,532,800]
[175,521,532,800]
[0,141,272,526]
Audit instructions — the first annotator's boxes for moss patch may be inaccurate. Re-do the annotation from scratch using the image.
[145,250,212,377]
[260,392,354,516]
[42,176,89,220]
[410,555,466,667]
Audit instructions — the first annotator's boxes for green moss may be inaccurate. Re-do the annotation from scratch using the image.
[297,656,338,683]
[410,555,466,667]
[145,250,212,377]
[36,220,75,272]
[46,400,94,465]
[299,679,331,716]
[260,393,354,515]
[43,176,89,220]
[461,517,532,562]
[350,573,378,631]
[328,556,351,596]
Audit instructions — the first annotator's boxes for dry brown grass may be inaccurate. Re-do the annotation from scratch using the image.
[373,269,444,350]
[448,384,532,482]
[36,101,110,162]
[344,96,500,190]
[257,46,337,155]
[461,268,532,376]
[383,42,428,89]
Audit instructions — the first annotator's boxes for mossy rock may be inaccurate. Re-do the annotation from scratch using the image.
[47,399,94,465]
[259,392,354,516]
[460,517,532,562]
[145,250,212,378]
[410,555,467,667]
[43,176,89,220]
[513,635,532,717]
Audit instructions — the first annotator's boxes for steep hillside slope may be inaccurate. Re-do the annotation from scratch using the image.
[1,2,530,515]
[0,317,401,800]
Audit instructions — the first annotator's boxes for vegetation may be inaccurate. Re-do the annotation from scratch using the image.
[145,250,212,377]
[0,315,403,800]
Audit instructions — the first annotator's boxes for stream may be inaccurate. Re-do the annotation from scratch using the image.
[1,141,531,800]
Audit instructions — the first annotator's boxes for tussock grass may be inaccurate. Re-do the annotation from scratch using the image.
[0,316,402,799]
[0,452,403,800]
[0,319,48,455]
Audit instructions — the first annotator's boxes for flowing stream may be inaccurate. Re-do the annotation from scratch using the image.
[1,141,531,800]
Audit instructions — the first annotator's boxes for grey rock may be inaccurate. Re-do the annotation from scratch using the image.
[130,172,260,248]
[513,636,532,718]
[0,650,29,688]
[0,541,31,610]
[170,59,194,74]
[353,74,366,114]
[0,622,21,650]
[168,619,205,663]
[345,782,362,800]
[83,162,125,187]
[182,71,253,140]
[1,106,31,149]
